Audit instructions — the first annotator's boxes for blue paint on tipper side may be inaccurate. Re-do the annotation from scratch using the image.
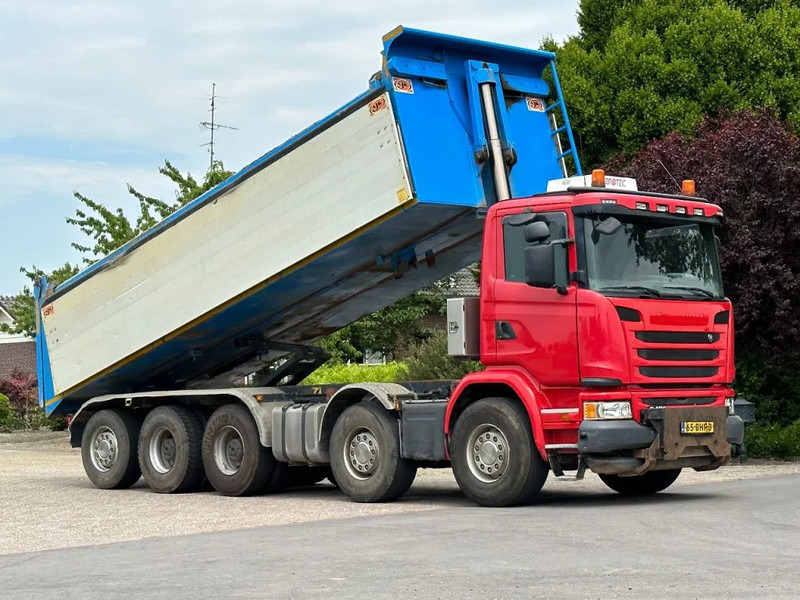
[33,279,56,411]
[381,27,570,207]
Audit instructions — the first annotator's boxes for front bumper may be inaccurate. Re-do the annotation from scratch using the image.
[578,407,744,475]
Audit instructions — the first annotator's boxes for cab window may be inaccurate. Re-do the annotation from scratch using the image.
[502,212,568,285]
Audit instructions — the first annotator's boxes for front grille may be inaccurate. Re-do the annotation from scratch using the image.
[639,366,719,378]
[637,349,719,361]
[641,396,716,406]
[635,331,719,344]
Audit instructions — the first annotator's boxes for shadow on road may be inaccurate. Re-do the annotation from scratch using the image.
[534,487,721,508]
[61,476,723,510]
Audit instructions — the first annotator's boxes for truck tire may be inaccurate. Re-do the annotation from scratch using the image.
[599,469,682,495]
[202,403,274,496]
[330,401,417,502]
[138,406,205,494]
[450,397,549,507]
[81,409,142,489]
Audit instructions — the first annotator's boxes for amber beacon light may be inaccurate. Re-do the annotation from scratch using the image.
[591,169,606,187]
[681,179,696,196]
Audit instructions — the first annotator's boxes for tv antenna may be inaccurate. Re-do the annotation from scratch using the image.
[200,83,238,169]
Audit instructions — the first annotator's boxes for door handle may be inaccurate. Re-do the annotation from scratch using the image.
[495,321,517,340]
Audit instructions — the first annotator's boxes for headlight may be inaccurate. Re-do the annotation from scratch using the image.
[584,401,632,420]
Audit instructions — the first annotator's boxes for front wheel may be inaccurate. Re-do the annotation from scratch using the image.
[599,469,682,495]
[81,409,142,489]
[330,401,417,502]
[450,398,549,507]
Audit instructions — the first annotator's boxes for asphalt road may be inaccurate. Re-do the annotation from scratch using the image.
[2,474,798,600]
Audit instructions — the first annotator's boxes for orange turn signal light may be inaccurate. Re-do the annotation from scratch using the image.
[681,179,696,196]
[591,169,606,187]
[583,403,597,420]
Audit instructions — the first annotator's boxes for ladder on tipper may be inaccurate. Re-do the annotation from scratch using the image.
[473,58,583,201]
[547,61,582,178]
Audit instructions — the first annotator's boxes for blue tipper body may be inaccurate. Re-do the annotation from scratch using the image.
[36,27,580,415]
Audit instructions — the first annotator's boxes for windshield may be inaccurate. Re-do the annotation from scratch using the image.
[582,215,724,299]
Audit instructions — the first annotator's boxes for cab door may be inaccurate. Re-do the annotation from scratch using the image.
[492,210,579,386]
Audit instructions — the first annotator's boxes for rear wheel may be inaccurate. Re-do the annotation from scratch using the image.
[599,469,682,495]
[330,401,417,502]
[138,406,205,494]
[451,398,549,507]
[81,409,142,489]
[202,404,274,496]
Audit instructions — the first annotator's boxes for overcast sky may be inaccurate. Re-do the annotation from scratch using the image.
[0,0,580,295]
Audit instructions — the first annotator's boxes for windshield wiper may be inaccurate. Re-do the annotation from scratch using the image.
[662,286,716,299]
[599,285,663,298]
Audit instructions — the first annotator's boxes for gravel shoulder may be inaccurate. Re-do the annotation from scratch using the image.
[2,431,798,555]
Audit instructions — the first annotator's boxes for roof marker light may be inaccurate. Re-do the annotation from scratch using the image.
[693,208,704,216]
[675,206,687,214]
[635,201,648,210]
[682,180,696,196]
[656,204,668,212]
[601,199,617,204]
[591,169,606,187]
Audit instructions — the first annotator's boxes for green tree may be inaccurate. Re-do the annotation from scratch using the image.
[316,291,447,363]
[68,160,233,263]
[2,161,233,336]
[551,0,800,166]
[0,263,79,337]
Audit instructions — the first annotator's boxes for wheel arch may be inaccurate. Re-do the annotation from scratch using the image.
[445,371,546,458]
[319,383,412,450]
[69,389,287,449]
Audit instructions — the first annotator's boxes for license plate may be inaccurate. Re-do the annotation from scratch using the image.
[681,421,714,435]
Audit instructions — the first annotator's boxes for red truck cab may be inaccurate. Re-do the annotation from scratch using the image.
[445,172,744,505]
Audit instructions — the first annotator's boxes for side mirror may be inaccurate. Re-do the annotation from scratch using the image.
[524,221,551,244]
[524,244,555,288]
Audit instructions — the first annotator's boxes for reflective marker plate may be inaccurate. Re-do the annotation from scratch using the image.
[681,421,714,435]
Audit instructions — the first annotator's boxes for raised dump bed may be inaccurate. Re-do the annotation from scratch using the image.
[37,27,578,414]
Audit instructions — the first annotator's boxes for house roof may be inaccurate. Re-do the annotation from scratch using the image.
[444,268,480,297]
[421,267,479,298]
[0,296,14,322]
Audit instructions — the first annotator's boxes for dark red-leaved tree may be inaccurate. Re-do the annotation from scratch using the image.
[605,110,800,423]
[0,368,39,428]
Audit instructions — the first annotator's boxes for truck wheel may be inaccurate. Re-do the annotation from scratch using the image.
[202,403,274,496]
[330,402,417,502]
[81,409,142,489]
[599,469,682,495]
[138,406,205,494]
[450,397,549,507]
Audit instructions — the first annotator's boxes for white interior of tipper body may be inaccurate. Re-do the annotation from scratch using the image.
[43,93,412,396]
